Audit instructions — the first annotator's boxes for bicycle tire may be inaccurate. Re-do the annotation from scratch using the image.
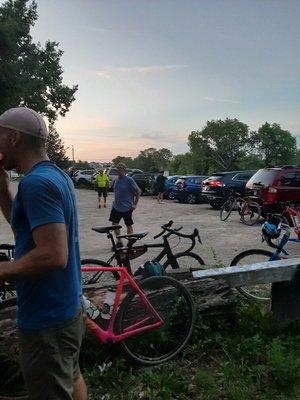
[0,297,28,400]
[162,251,205,271]
[230,249,276,302]
[116,275,195,365]
[220,200,234,221]
[240,202,261,226]
[81,258,117,285]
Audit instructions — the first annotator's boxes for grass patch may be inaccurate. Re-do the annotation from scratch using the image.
[81,298,300,400]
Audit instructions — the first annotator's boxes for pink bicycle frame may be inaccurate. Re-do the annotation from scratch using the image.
[81,266,164,343]
[286,205,300,235]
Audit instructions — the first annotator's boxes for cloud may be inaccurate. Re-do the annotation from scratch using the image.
[96,64,188,79]
[203,96,241,104]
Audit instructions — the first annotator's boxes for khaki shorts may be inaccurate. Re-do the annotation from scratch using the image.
[19,307,85,400]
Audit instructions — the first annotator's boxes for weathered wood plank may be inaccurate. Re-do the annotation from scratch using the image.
[192,258,300,287]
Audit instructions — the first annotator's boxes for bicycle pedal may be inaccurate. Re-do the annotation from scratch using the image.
[97,361,113,376]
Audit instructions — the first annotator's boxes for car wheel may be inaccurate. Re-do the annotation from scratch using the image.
[186,194,198,204]
[167,190,175,200]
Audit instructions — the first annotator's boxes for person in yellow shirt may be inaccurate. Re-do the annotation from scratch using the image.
[95,169,110,208]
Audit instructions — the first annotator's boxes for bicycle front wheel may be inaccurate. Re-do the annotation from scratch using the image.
[240,202,261,226]
[117,275,195,365]
[0,297,28,400]
[163,252,205,271]
[220,200,235,221]
[230,249,275,302]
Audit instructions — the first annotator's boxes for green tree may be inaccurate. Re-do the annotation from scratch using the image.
[111,156,135,168]
[168,153,195,175]
[252,123,297,166]
[46,124,70,169]
[153,148,173,170]
[74,160,91,169]
[189,118,251,173]
[134,148,157,171]
[0,0,78,121]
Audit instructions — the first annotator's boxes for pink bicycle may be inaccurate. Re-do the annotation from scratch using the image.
[0,264,195,399]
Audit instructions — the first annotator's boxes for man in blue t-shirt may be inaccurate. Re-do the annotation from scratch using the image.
[0,108,87,400]
[109,163,141,247]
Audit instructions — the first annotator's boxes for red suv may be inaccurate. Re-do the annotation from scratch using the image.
[246,166,300,213]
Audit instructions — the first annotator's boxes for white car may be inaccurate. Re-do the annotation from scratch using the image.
[73,170,95,186]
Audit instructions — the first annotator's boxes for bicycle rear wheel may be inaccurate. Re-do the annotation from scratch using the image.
[117,275,195,365]
[0,297,28,400]
[240,202,261,226]
[220,200,234,221]
[81,258,117,286]
[230,249,276,302]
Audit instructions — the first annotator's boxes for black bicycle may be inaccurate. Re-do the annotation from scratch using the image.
[81,221,205,285]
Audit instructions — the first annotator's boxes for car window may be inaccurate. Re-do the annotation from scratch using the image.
[247,169,279,187]
[194,178,203,184]
[282,172,300,187]
[232,173,252,181]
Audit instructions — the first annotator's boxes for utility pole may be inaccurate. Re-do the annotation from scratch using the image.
[72,145,75,166]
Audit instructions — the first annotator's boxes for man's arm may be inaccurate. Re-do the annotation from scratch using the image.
[0,223,68,281]
[0,169,13,224]
[132,187,141,210]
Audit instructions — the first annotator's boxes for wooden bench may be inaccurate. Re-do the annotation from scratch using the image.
[192,258,300,327]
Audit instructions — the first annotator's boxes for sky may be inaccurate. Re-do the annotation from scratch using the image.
[24,1,300,161]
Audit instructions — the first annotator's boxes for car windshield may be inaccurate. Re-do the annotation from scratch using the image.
[247,169,279,187]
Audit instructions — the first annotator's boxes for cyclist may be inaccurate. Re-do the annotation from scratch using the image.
[95,169,109,208]
[109,163,141,247]
[0,107,87,400]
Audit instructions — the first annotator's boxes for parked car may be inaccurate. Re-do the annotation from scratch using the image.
[131,172,156,195]
[172,176,208,204]
[246,166,300,214]
[165,176,180,200]
[127,169,143,177]
[202,170,257,209]
[73,170,96,186]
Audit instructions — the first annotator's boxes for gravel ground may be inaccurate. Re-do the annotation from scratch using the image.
[1,182,299,270]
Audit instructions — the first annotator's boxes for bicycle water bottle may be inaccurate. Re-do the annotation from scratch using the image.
[100,289,115,320]
[82,296,100,320]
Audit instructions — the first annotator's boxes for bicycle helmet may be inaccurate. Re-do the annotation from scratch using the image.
[261,214,284,241]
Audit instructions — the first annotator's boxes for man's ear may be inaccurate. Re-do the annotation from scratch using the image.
[10,131,22,147]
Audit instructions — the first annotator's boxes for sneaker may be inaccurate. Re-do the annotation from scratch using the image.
[104,204,107,208]
[98,205,101,209]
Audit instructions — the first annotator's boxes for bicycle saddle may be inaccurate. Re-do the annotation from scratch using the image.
[0,244,15,251]
[117,232,148,240]
[92,225,122,234]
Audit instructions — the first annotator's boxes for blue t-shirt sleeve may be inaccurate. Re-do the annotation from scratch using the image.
[19,175,66,231]
[128,177,140,192]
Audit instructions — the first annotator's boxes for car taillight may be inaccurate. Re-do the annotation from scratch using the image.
[266,187,277,203]
[209,180,225,187]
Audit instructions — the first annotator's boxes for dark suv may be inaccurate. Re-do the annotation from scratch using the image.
[131,172,156,195]
[202,170,256,208]
[246,166,300,211]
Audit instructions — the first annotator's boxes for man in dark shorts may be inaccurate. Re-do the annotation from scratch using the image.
[156,171,167,204]
[109,163,140,247]
[0,107,87,400]
[95,169,109,208]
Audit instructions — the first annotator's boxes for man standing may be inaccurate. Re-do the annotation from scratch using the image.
[0,108,87,400]
[95,169,109,208]
[156,171,167,204]
[109,163,140,247]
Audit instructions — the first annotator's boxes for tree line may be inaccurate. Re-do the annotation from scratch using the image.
[113,119,298,175]
[1,1,299,175]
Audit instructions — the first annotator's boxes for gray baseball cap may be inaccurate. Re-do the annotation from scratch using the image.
[0,107,48,139]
